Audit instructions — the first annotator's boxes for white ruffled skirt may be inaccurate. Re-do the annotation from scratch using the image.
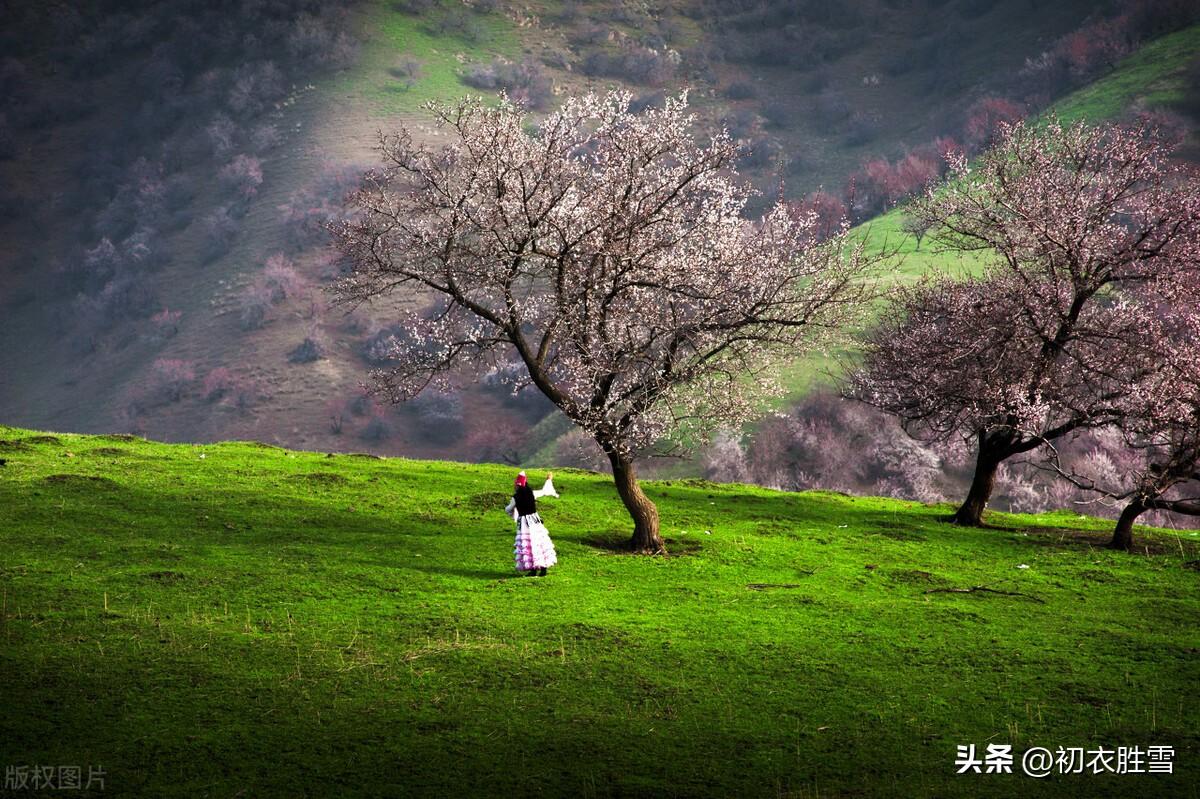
[513,512,557,571]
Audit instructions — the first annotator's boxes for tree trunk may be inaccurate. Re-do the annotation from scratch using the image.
[953,439,1005,526]
[1110,501,1145,552]
[608,453,665,555]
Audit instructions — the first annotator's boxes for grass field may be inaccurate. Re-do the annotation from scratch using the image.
[1,427,1197,797]
[329,1,521,117]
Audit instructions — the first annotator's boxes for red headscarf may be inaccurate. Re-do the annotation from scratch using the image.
[515,471,527,488]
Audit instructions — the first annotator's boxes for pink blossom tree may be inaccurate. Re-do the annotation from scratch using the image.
[1046,302,1200,550]
[219,154,264,201]
[852,117,1200,526]
[330,92,877,553]
[151,358,196,403]
[962,97,1024,153]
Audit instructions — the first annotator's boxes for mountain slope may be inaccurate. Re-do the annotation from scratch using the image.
[0,3,1195,473]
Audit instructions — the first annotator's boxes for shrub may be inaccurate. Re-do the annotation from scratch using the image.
[462,58,553,110]
[151,358,196,403]
[723,81,758,100]
[238,284,273,331]
[202,206,240,262]
[227,61,284,118]
[388,56,423,89]
[844,111,881,146]
[205,114,239,159]
[202,367,235,402]
[327,397,351,434]
[408,391,464,443]
[962,96,1024,153]
[737,137,780,170]
[150,308,182,340]
[287,337,322,363]
[249,123,282,153]
[359,407,394,442]
[393,0,437,13]
[262,253,301,302]
[219,154,263,201]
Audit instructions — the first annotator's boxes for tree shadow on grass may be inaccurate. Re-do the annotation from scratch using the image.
[408,565,527,581]
[579,532,702,557]
[988,522,1199,557]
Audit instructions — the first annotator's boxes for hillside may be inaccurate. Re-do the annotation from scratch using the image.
[3,0,1180,473]
[1,425,1197,796]
[794,23,1200,390]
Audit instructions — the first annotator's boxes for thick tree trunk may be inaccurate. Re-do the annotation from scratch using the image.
[608,453,665,555]
[1110,501,1145,551]
[953,440,1005,526]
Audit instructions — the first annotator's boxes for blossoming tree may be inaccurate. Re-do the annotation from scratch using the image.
[330,92,876,553]
[852,117,1200,526]
[1046,300,1200,550]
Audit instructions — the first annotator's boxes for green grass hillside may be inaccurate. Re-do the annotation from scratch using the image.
[1,426,1197,797]
[863,23,1200,279]
[779,24,1200,398]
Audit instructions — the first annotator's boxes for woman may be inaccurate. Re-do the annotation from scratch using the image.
[505,470,558,576]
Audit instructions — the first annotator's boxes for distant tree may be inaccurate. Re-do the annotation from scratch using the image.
[287,336,322,364]
[852,118,1200,526]
[962,96,1024,152]
[219,154,264,201]
[900,213,932,250]
[408,390,465,444]
[230,377,263,412]
[893,153,939,197]
[464,418,525,465]
[812,89,851,133]
[388,56,423,90]
[227,61,284,117]
[150,308,182,340]
[1058,18,1129,79]
[790,191,847,242]
[202,205,240,262]
[331,92,877,553]
[202,367,236,402]
[249,122,282,153]
[701,430,749,484]
[327,397,352,434]
[393,0,437,14]
[151,358,196,403]
[462,58,553,110]
[261,253,301,302]
[238,283,273,331]
[205,114,239,159]
[287,14,359,69]
[722,80,758,100]
[280,161,364,251]
[359,404,394,442]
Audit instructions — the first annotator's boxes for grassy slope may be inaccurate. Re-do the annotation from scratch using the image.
[774,24,1200,399]
[859,24,1200,284]
[330,2,522,117]
[1,427,1197,797]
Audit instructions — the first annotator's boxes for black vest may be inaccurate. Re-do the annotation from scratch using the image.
[513,485,537,516]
